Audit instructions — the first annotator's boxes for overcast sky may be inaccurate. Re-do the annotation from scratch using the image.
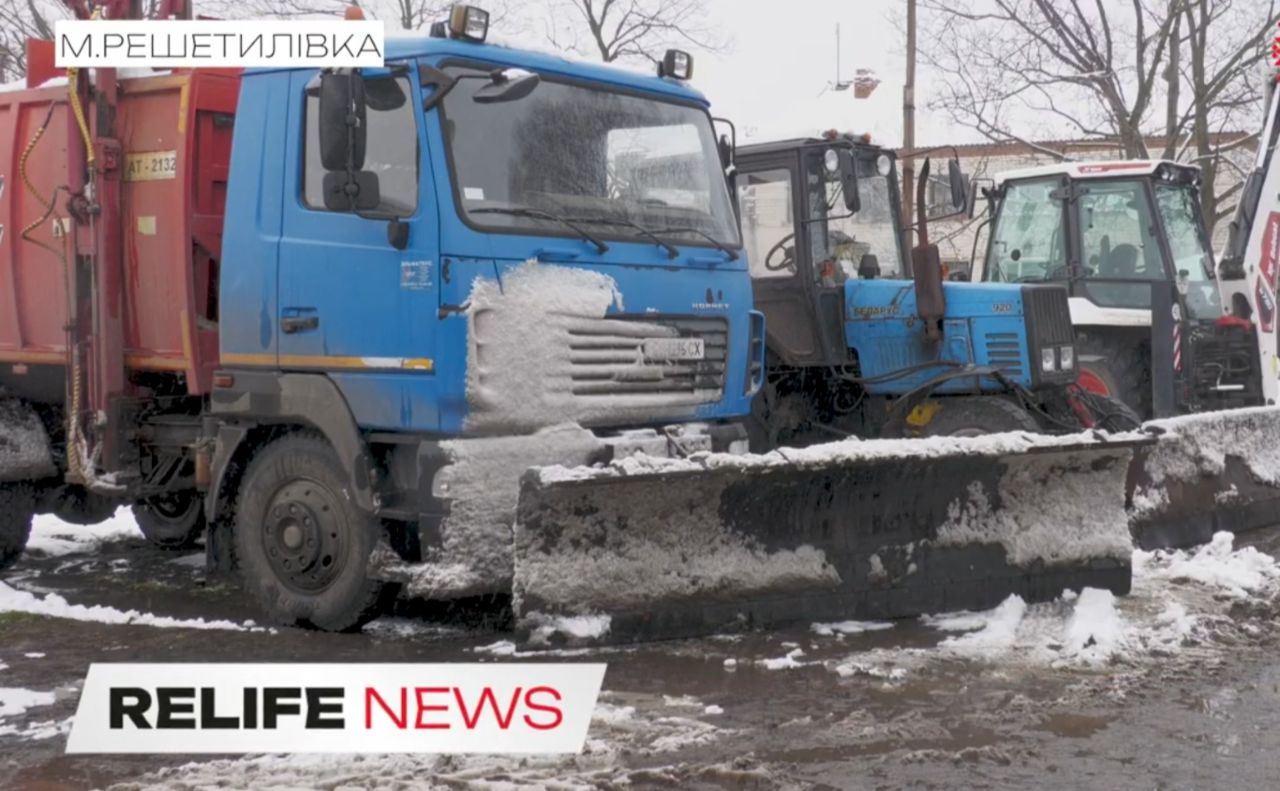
[692,0,962,148]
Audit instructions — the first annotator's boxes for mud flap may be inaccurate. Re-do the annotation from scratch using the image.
[1130,407,1280,550]
[512,434,1147,646]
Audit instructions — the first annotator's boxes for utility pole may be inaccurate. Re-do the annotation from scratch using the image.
[902,0,917,263]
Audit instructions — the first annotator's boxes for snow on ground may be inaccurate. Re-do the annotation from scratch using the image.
[823,531,1280,676]
[0,582,265,633]
[25,508,144,557]
[0,687,62,740]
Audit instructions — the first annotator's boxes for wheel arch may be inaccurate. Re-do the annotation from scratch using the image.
[206,372,377,526]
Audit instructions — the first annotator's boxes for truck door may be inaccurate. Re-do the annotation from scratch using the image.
[277,68,440,430]
[737,157,824,363]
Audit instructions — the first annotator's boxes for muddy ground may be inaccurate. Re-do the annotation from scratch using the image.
[1,523,1278,790]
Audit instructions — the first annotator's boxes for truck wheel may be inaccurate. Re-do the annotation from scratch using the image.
[133,492,205,549]
[0,484,35,572]
[234,434,388,632]
[916,397,1040,437]
[1076,331,1151,420]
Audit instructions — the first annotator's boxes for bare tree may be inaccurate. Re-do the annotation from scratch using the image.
[540,0,726,64]
[919,0,1280,232]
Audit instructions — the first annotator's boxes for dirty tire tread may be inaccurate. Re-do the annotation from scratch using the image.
[921,396,1041,436]
[0,484,34,572]
[234,433,387,632]
[133,492,205,549]
[1076,331,1150,420]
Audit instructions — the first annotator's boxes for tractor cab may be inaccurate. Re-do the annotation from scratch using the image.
[736,135,909,367]
[971,161,1261,416]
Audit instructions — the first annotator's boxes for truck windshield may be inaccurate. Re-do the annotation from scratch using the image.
[440,65,740,250]
[805,147,904,281]
[1155,182,1221,319]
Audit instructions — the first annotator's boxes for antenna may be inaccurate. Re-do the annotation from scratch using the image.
[834,24,851,91]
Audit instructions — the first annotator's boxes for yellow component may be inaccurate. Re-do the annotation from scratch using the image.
[221,353,434,372]
[905,401,941,428]
[67,68,96,165]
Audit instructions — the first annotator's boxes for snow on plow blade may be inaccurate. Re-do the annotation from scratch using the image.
[512,433,1148,646]
[1130,407,1280,550]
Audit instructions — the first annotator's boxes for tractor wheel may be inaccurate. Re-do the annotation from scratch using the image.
[50,487,118,527]
[133,491,206,549]
[234,433,390,632]
[915,396,1040,438]
[1075,331,1151,420]
[0,484,35,572]
[1084,393,1143,432]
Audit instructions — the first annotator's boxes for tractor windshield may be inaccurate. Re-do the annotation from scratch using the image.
[805,147,904,282]
[1155,182,1220,319]
[440,65,740,251]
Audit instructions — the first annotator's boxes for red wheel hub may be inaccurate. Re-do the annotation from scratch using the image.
[1077,368,1111,397]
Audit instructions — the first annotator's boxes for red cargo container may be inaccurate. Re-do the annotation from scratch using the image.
[0,68,239,398]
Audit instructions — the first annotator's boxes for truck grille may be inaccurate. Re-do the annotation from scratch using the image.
[984,332,1024,377]
[567,316,728,398]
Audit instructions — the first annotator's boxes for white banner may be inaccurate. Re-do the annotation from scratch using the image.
[66,663,606,754]
[55,21,386,69]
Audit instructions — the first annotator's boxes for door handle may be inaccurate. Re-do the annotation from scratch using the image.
[281,315,320,334]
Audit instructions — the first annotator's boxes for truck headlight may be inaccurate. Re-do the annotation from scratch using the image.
[1059,345,1075,370]
[1041,348,1057,372]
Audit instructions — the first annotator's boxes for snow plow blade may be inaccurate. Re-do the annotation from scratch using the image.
[1130,407,1280,550]
[512,433,1149,646]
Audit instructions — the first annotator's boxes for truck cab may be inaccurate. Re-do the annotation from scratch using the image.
[220,33,762,442]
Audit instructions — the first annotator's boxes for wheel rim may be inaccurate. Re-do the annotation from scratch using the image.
[1077,368,1112,397]
[262,479,347,594]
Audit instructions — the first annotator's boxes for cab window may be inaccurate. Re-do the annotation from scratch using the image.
[302,74,420,214]
[986,179,1067,282]
[737,168,797,279]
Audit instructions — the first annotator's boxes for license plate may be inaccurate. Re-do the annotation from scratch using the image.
[643,338,705,361]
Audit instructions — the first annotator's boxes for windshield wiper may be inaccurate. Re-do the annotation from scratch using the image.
[566,217,679,260]
[470,207,609,254]
[653,227,739,261]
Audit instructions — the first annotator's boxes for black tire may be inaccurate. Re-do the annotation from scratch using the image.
[1083,393,1143,432]
[1076,331,1151,420]
[50,487,118,527]
[0,484,35,572]
[234,433,389,632]
[133,491,205,549]
[915,396,1040,437]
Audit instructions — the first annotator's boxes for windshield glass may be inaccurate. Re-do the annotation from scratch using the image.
[803,147,904,282]
[440,65,739,249]
[986,178,1067,283]
[1156,182,1220,318]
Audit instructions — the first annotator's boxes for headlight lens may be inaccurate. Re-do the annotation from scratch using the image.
[1041,348,1057,372]
[824,149,840,174]
[1059,345,1075,370]
[876,154,892,177]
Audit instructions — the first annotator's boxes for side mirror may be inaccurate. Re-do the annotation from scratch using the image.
[474,68,540,104]
[318,70,367,172]
[837,149,860,213]
[322,170,381,212]
[947,158,969,213]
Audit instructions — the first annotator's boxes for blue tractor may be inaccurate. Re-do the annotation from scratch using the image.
[734,135,1127,448]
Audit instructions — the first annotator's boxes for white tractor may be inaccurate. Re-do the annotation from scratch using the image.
[968,160,1262,419]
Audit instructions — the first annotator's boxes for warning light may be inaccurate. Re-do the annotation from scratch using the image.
[344,4,365,20]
